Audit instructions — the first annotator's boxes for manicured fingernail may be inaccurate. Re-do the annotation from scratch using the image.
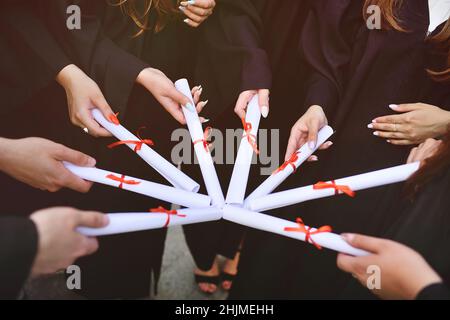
[341,233,354,243]
[261,106,269,118]
[109,112,120,125]
[200,118,210,123]
[198,87,203,95]
[184,103,195,112]
[183,18,190,24]
[179,5,185,11]
[308,141,316,150]
[373,131,379,136]
[387,140,391,143]
[326,141,333,146]
[367,123,374,129]
[372,119,377,123]
[200,100,209,108]
[389,104,399,110]
[187,0,196,4]
[88,157,96,167]
[310,155,318,161]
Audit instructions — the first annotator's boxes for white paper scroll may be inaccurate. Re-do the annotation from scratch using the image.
[248,162,421,212]
[175,79,225,207]
[428,0,450,34]
[78,207,222,236]
[64,162,211,208]
[222,205,369,256]
[92,109,199,192]
[244,125,334,207]
[225,95,261,205]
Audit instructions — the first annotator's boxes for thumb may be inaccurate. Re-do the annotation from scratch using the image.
[77,211,109,228]
[56,146,96,167]
[341,233,383,253]
[93,94,114,121]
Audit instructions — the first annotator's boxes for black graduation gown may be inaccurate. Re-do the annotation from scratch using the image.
[231,0,450,299]
[182,0,311,270]
[0,217,38,299]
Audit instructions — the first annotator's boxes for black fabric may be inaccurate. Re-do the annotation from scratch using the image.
[0,217,38,299]
[417,283,450,300]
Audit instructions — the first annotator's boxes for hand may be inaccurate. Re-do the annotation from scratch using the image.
[0,137,95,193]
[407,138,442,163]
[337,234,442,300]
[137,68,199,124]
[285,105,332,161]
[179,0,216,28]
[234,89,270,120]
[369,103,450,145]
[57,64,115,137]
[30,207,109,276]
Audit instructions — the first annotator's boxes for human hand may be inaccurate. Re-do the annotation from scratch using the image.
[179,0,216,28]
[234,89,270,119]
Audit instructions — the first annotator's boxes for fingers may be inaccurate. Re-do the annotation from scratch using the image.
[258,89,270,118]
[318,141,333,150]
[389,103,421,113]
[336,253,358,274]
[307,155,318,162]
[55,145,96,167]
[372,114,405,124]
[80,237,99,256]
[387,139,415,146]
[78,109,111,137]
[341,233,385,253]
[407,146,418,163]
[76,211,109,228]
[372,130,408,140]
[181,0,215,9]
[192,85,203,104]
[196,100,208,114]
[183,18,200,28]
[234,91,255,119]
[307,118,320,150]
[169,86,191,107]
[368,122,402,132]
[285,132,301,161]
[92,94,115,126]
[182,4,213,17]
[160,97,187,124]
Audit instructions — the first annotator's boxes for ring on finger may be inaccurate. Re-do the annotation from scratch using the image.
[83,127,89,134]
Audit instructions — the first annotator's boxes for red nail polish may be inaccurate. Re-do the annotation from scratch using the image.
[109,112,120,125]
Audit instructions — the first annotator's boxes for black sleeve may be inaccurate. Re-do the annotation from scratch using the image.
[36,0,149,115]
[299,0,358,118]
[416,283,450,300]
[0,0,71,114]
[0,217,38,300]
[195,0,271,111]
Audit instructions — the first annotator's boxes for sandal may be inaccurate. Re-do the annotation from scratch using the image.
[194,274,220,294]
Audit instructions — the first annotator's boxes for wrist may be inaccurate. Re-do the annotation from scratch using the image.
[0,137,15,172]
[56,64,83,90]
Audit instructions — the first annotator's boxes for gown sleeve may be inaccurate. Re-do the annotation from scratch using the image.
[416,283,450,300]
[36,0,149,115]
[299,0,360,118]
[0,217,38,300]
[196,0,271,110]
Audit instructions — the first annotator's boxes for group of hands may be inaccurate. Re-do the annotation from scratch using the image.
[4,0,448,298]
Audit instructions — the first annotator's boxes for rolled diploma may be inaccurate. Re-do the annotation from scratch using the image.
[64,162,211,208]
[244,125,334,207]
[222,205,369,256]
[92,109,200,193]
[248,162,421,212]
[225,95,261,205]
[175,79,225,207]
[78,207,222,236]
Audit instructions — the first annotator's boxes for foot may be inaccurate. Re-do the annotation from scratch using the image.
[194,259,220,294]
[221,251,240,291]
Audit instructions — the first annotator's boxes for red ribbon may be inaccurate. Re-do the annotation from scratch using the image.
[272,151,300,175]
[313,180,355,197]
[241,117,259,155]
[109,112,120,125]
[193,127,212,153]
[107,127,154,152]
[149,206,187,228]
[284,218,332,250]
[106,174,141,189]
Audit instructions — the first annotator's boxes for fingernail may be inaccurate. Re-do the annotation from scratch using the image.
[201,118,210,123]
[373,131,379,136]
[88,157,96,167]
[367,123,374,129]
[372,119,377,123]
[179,5,185,11]
[187,0,196,4]
[261,106,269,118]
[184,102,195,112]
[389,104,399,110]
[201,100,209,108]
[109,113,120,125]
[310,155,318,161]
[387,140,391,143]
[183,18,190,24]
[308,141,316,150]
[198,87,203,95]
[341,233,354,243]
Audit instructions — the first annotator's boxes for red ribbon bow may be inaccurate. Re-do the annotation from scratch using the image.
[149,206,187,228]
[241,117,259,155]
[107,127,154,152]
[106,174,141,189]
[313,180,355,197]
[109,112,120,125]
[272,151,300,175]
[284,218,332,250]
[193,127,213,153]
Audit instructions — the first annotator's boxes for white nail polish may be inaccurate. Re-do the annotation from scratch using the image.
[373,131,379,136]
[261,106,269,118]
[389,104,399,110]
[367,124,373,129]
[201,118,210,123]
[183,18,190,24]
[187,0,196,4]
[179,5,185,11]
[308,141,316,150]
[202,100,209,107]
[184,103,195,112]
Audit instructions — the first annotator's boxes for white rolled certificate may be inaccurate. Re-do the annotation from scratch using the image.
[248,162,421,212]
[244,125,334,207]
[225,95,261,205]
[91,109,199,192]
[175,79,225,207]
[222,205,368,256]
[77,207,222,236]
[64,162,211,208]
